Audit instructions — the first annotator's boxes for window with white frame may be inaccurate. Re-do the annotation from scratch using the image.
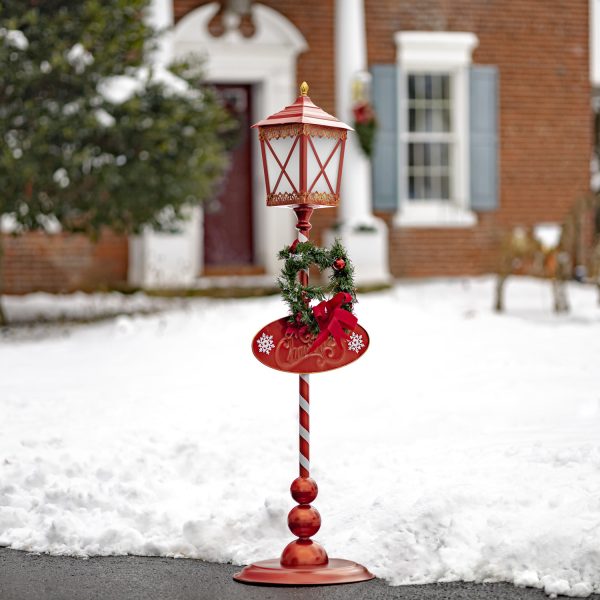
[406,73,452,202]
[395,32,478,227]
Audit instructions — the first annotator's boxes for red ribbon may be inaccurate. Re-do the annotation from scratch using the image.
[309,292,357,352]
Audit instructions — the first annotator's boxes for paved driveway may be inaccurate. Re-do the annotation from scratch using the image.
[1,548,592,600]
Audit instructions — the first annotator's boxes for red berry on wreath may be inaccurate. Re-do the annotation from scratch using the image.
[332,258,346,271]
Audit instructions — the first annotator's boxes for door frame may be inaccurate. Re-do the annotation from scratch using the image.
[203,83,258,276]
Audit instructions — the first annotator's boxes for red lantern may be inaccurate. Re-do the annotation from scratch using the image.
[252,82,352,208]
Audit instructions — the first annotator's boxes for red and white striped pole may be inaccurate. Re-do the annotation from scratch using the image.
[299,373,310,478]
[279,205,328,568]
[296,207,311,479]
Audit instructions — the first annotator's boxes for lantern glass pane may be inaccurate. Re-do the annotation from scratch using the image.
[307,136,341,194]
[265,136,300,194]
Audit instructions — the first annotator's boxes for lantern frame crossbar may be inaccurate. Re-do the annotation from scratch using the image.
[265,136,300,195]
[307,137,341,194]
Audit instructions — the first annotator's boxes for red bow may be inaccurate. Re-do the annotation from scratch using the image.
[309,292,357,352]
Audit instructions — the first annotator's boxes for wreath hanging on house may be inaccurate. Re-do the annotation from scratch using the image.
[353,100,377,158]
[277,239,358,350]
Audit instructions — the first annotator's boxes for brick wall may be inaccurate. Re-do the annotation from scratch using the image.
[366,0,592,276]
[1,231,128,295]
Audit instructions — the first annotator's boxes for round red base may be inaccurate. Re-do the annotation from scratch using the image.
[233,558,374,586]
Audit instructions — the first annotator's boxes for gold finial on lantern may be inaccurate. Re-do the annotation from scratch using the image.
[300,81,309,96]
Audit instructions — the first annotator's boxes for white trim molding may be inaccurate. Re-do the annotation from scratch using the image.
[395,31,478,70]
[394,31,478,228]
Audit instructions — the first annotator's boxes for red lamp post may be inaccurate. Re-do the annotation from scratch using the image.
[233,83,374,586]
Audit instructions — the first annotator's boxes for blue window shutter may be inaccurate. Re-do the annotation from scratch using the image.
[470,66,499,211]
[371,64,399,212]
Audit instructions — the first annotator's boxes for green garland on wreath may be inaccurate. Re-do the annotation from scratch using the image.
[277,239,357,335]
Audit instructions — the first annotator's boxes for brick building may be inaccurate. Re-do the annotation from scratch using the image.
[1,0,593,292]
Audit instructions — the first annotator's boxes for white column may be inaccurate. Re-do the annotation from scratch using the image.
[129,0,201,288]
[328,0,391,285]
[335,0,374,227]
[146,0,174,66]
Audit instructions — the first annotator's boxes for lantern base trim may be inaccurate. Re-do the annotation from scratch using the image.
[233,558,375,586]
[267,191,339,208]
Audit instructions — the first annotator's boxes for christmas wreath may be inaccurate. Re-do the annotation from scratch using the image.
[353,100,377,158]
[277,239,358,350]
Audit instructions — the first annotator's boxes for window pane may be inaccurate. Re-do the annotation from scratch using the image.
[407,73,452,132]
[431,75,441,101]
[440,143,449,167]
[407,142,451,201]
[431,174,441,199]
[408,175,416,199]
[442,108,451,131]
[414,142,424,167]
[423,174,433,199]
[440,175,450,199]
[409,107,416,131]
[430,143,441,168]
[424,75,433,100]
[432,108,443,132]
[408,74,416,99]
[441,75,450,101]
[423,142,430,166]
[425,108,434,132]
[416,74,425,100]
[409,108,428,133]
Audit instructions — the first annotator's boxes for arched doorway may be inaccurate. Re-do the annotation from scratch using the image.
[173,2,308,278]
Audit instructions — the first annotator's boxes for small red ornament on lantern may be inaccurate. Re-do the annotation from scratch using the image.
[332,258,346,272]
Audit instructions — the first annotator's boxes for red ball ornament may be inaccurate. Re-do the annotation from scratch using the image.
[280,539,329,568]
[288,505,321,538]
[290,477,318,504]
[332,258,346,272]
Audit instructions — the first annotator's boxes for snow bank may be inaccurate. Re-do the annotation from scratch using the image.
[1,291,170,324]
[1,277,599,597]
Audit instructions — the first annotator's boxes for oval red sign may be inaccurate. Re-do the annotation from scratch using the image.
[252,317,369,374]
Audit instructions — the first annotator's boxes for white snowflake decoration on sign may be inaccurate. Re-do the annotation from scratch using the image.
[347,332,365,354]
[257,333,275,355]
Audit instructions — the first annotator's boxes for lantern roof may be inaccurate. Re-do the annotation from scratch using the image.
[252,82,353,131]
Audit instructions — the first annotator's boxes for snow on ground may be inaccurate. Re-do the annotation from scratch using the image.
[1,277,599,597]
[2,291,171,324]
